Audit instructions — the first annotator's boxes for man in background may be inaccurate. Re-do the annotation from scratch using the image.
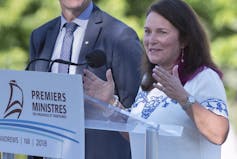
[28,0,142,159]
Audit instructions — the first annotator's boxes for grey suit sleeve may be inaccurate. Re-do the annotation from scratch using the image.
[112,27,143,108]
[29,31,37,60]
[27,31,38,70]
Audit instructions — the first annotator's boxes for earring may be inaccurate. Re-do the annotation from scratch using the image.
[181,48,184,63]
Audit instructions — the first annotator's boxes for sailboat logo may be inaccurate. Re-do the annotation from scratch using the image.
[4,80,24,119]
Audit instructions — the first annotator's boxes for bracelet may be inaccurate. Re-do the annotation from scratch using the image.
[111,95,119,107]
[103,95,119,117]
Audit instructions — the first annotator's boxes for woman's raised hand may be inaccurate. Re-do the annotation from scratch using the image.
[152,65,189,105]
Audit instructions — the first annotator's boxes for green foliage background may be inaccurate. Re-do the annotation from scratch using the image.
[0,1,236,157]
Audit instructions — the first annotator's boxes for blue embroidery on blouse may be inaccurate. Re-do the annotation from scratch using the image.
[162,97,169,108]
[171,99,178,104]
[132,90,177,119]
[132,90,228,119]
[142,96,165,119]
[132,91,147,108]
[201,98,228,116]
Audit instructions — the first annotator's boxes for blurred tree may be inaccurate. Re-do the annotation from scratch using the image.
[187,0,237,69]
[0,0,60,69]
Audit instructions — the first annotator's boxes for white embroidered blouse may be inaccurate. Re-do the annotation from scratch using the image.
[130,67,228,159]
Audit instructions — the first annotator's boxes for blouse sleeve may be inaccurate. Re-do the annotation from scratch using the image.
[185,68,228,118]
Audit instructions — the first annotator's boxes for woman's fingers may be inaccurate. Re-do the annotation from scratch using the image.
[152,66,170,88]
[172,65,179,78]
[106,69,113,83]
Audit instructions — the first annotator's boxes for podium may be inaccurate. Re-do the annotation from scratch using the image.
[84,95,183,159]
[0,70,183,159]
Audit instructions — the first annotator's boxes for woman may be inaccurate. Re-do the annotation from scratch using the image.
[83,0,229,158]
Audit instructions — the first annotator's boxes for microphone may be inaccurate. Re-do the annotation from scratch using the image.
[48,49,106,72]
[85,49,107,68]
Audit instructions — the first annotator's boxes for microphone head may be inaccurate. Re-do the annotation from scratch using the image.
[85,49,106,68]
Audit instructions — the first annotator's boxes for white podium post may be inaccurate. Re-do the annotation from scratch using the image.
[146,128,159,159]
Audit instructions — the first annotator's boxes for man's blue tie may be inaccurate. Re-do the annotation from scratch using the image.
[58,22,78,73]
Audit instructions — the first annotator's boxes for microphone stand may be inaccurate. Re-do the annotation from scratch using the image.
[25,50,106,72]
[47,59,86,72]
[25,58,52,71]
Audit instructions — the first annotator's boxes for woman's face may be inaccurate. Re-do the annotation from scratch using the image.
[143,11,182,69]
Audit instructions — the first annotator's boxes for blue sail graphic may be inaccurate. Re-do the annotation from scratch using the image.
[4,80,24,119]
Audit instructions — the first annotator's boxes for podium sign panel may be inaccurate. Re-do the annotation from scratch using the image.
[0,70,84,159]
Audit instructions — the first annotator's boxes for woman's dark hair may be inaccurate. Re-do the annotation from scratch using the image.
[141,0,222,91]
